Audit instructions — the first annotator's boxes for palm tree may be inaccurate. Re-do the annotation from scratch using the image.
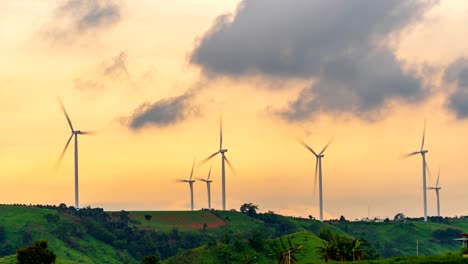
[275,238,303,264]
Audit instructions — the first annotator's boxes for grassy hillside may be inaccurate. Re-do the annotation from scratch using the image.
[1,204,468,263]
[331,220,464,257]
[0,205,134,264]
[163,230,325,264]
[128,210,227,232]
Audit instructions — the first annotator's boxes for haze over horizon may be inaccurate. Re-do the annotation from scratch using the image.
[2,0,468,220]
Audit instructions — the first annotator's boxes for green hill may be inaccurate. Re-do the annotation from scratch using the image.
[0,205,133,264]
[1,204,468,263]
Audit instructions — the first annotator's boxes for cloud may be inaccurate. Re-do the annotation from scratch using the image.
[73,51,130,95]
[190,0,434,121]
[101,51,130,78]
[122,91,199,130]
[43,0,122,43]
[444,58,468,119]
[73,79,103,92]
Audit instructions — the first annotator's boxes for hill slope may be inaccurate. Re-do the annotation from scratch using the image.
[1,205,468,263]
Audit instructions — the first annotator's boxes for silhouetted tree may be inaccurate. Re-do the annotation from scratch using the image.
[17,240,56,264]
[144,214,152,221]
[394,213,405,222]
[240,203,258,217]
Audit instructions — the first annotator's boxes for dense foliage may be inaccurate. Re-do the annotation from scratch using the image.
[16,240,56,264]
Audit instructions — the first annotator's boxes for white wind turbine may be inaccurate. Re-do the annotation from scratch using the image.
[198,162,213,210]
[178,160,196,211]
[57,98,94,209]
[298,138,333,222]
[404,123,429,222]
[200,115,234,211]
[428,169,442,217]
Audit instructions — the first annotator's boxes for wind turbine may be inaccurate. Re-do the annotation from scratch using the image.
[200,115,234,211]
[404,123,429,222]
[198,162,213,210]
[178,160,196,211]
[428,169,442,217]
[57,98,93,210]
[298,138,333,222]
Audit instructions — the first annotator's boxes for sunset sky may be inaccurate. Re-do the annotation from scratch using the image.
[2,0,468,220]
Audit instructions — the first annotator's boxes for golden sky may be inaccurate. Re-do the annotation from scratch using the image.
[1,0,468,220]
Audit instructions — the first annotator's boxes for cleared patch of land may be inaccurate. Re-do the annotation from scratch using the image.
[128,210,227,231]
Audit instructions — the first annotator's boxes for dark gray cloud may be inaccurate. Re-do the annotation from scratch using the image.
[44,0,122,43]
[123,92,199,130]
[444,58,468,119]
[191,0,434,121]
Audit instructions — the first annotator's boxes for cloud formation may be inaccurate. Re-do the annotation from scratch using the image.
[44,0,122,43]
[191,0,434,121]
[102,51,130,78]
[444,58,468,119]
[123,92,199,130]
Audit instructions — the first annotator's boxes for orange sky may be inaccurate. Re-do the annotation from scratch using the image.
[1,0,468,220]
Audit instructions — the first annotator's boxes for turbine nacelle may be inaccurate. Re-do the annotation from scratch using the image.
[220,149,228,153]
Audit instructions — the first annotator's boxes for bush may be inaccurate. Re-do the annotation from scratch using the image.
[17,240,56,264]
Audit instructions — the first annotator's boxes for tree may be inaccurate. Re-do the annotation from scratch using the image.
[144,214,152,221]
[142,254,160,264]
[240,203,259,217]
[275,238,302,264]
[339,215,346,222]
[394,213,405,222]
[17,240,56,264]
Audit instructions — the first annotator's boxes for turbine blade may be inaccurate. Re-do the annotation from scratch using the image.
[190,159,195,180]
[436,169,440,187]
[58,97,74,132]
[296,137,318,156]
[56,133,74,167]
[80,130,97,135]
[401,151,420,159]
[219,114,223,150]
[198,152,219,167]
[224,156,236,175]
[421,121,426,151]
[197,178,208,182]
[176,179,189,183]
[319,138,334,155]
[425,160,432,181]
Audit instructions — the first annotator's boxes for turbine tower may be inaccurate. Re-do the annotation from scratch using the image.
[198,162,213,210]
[57,98,93,210]
[178,160,196,211]
[298,138,333,222]
[404,123,429,222]
[200,115,234,211]
[428,169,442,217]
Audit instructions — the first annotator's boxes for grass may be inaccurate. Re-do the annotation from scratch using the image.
[128,210,227,232]
[332,220,462,257]
[0,205,134,264]
[280,231,325,263]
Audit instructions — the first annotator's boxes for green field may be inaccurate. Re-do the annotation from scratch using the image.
[128,210,227,231]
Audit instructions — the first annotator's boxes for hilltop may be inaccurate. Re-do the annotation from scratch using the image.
[0,204,467,263]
